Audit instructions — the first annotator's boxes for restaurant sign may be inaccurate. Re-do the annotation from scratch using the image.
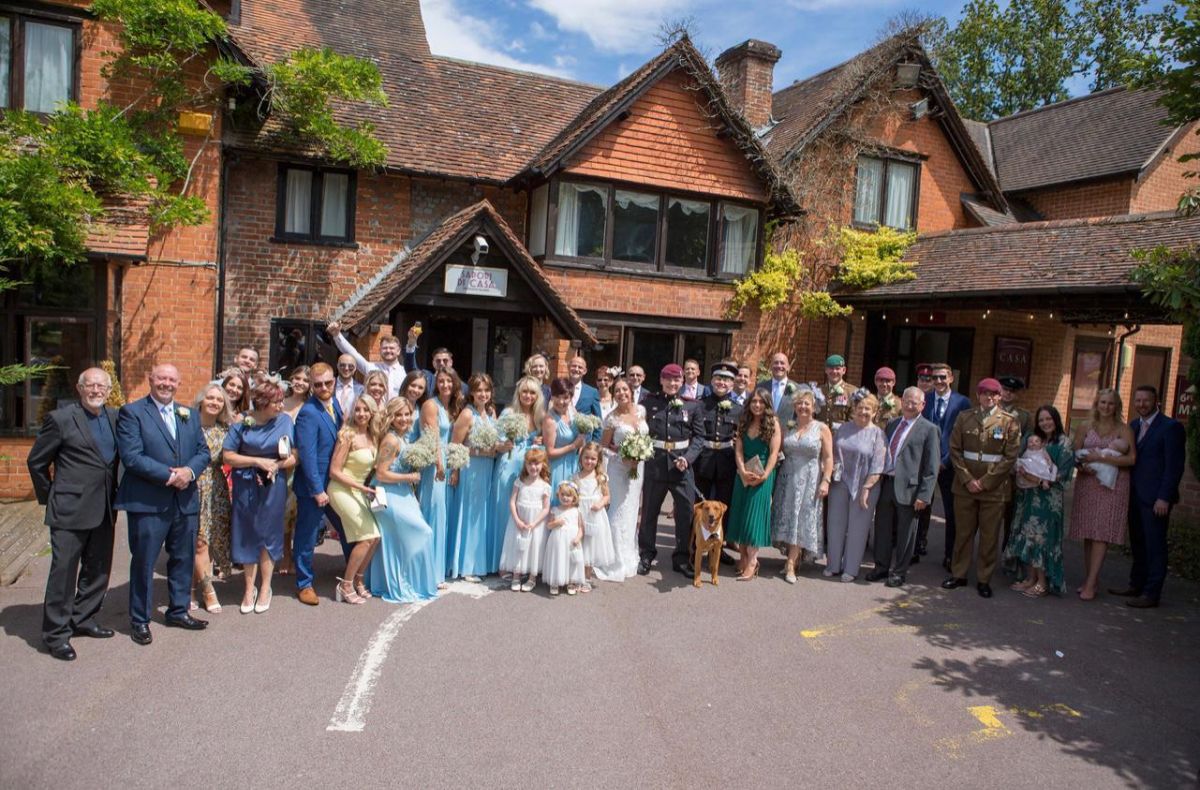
[993,336,1033,383]
[444,265,508,299]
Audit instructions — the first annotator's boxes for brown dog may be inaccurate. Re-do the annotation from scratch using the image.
[691,500,728,587]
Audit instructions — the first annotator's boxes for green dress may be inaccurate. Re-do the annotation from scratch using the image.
[1004,436,1075,594]
[727,432,776,548]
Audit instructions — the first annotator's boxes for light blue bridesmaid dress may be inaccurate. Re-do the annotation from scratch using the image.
[491,414,534,570]
[548,409,579,505]
[449,406,496,578]
[367,436,438,603]
[417,399,452,584]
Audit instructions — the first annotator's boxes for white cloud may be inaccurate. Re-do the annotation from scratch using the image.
[527,0,697,53]
[784,0,901,10]
[422,0,573,77]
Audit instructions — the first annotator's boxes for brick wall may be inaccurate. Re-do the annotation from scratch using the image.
[715,40,781,130]
[1131,122,1200,214]
[1018,177,1133,220]
[0,439,35,501]
[411,181,526,241]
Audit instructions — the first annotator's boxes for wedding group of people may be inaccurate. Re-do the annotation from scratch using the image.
[25,326,1188,661]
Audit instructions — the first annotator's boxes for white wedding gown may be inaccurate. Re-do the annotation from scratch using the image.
[595,407,648,581]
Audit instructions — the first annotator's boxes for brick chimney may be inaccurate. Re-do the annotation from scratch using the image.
[715,39,782,130]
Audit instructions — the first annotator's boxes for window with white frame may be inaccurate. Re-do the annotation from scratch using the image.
[853,155,918,230]
[0,13,79,113]
[275,165,356,243]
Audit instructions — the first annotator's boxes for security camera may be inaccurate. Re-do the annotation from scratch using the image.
[473,235,488,256]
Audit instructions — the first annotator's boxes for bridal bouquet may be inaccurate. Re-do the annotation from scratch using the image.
[400,434,438,470]
[445,442,471,471]
[618,432,654,479]
[496,411,530,442]
[467,419,500,453]
[572,413,602,436]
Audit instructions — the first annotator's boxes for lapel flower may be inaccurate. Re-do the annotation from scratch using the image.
[176,406,191,421]
[243,415,256,427]
[717,400,732,412]
[787,419,797,429]
[882,394,896,409]
[785,383,796,396]
[669,398,683,409]
[831,382,845,396]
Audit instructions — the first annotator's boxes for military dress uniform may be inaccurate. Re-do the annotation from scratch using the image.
[819,381,859,431]
[947,406,1021,585]
[1001,404,1033,438]
[693,391,743,524]
[874,393,901,430]
[637,393,703,569]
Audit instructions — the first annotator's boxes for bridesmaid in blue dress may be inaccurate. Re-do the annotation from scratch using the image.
[368,398,438,603]
[418,368,464,585]
[543,377,583,505]
[399,370,428,443]
[449,373,501,580]
[221,380,297,614]
[492,375,544,571]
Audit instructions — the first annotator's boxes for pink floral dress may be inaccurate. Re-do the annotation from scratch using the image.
[1067,428,1130,544]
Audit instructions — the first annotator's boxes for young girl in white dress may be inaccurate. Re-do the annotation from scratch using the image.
[542,480,585,596]
[499,448,551,592]
[575,442,614,591]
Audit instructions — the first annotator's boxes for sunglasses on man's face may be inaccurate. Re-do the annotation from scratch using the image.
[312,380,335,389]
[932,375,948,381]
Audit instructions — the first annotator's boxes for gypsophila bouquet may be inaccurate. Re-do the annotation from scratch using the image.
[618,432,654,479]
[445,442,470,471]
[400,434,438,470]
[572,413,602,435]
[496,411,530,441]
[467,419,500,453]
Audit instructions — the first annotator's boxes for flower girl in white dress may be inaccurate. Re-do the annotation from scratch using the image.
[542,481,585,595]
[575,442,615,591]
[499,448,551,592]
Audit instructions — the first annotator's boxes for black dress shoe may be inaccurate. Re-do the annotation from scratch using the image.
[72,623,115,639]
[977,583,993,598]
[130,623,152,645]
[916,542,928,556]
[885,574,906,588]
[1126,596,1159,609]
[673,563,695,577]
[865,568,890,583]
[1108,586,1141,597]
[636,559,652,576]
[941,577,967,589]
[164,614,208,630]
[49,642,77,661]
[910,554,921,565]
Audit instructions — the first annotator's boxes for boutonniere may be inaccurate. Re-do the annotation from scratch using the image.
[717,400,733,412]
[242,415,256,427]
[882,394,897,408]
[669,398,683,409]
[785,383,796,396]
[176,406,191,421]
[787,419,797,429]
[831,382,845,396]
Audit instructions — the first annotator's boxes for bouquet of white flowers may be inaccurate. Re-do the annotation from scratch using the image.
[445,442,470,471]
[618,432,654,479]
[572,412,602,435]
[400,434,438,470]
[496,411,530,441]
[467,419,499,453]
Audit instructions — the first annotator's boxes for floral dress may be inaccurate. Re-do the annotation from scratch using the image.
[197,422,232,576]
[1005,435,1075,594]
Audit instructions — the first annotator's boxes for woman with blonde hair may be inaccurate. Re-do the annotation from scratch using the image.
[191,383,234,611]
[825,390,886,583]
[364,370,390,407]
[493,375,544,572]
[328,395,383,604]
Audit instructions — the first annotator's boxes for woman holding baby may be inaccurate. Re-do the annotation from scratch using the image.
[1067,389,1136,601]
[1005,406,1075,597]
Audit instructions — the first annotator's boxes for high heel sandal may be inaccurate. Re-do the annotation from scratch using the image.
[737,561,759,581]
[335,578,364,605]
[354,574,373,600]
[200,575,222,613]
[784,560,797,585]
[1023,583,1048,598]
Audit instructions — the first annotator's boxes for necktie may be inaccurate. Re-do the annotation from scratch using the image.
[889,419,906,466]
[1138,419,1149,443]
[326,401,336,419]
[935,397,945,423]
[161,404,176,439]
[773,381,782,411]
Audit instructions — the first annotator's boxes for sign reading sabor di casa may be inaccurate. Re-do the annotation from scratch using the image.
[444,265,508,298]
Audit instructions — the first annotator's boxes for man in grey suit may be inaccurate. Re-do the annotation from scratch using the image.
[756,352,797,419]
[866,386,940,587]
[26,367,121,660]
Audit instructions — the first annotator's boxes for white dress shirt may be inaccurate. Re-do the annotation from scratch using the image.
[333,332,406,398]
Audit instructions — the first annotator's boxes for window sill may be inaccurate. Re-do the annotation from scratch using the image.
[269,236,359,250]
[541,257,734,285]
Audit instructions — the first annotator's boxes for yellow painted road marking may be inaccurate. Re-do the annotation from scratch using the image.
[799,591,958,649]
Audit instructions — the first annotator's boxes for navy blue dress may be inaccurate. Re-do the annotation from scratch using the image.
[224,414,294,564]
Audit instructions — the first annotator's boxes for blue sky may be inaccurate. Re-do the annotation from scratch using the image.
[421,0,973,88]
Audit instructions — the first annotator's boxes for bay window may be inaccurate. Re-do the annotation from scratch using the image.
[612,190,658,263]
[665,198,709,271]
[554,181,606,258]
[853,155,919,230]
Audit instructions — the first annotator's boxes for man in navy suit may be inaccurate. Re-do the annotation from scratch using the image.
[627,365,650,404]
[292,362,350,606]
[679,358,711,401]
[115,364,211,645]
[567,353,603,440]
[918,362,971,570]
[1111,385,1186,608]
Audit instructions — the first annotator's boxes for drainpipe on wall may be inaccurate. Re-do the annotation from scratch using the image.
[213,148,232,377]
[842,315,855,375]
[1114,324,1141,391]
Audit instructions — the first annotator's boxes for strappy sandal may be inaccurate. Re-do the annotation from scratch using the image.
[354,574,373,600]
[200,575,222,613]
[336,578,364,605]
[1023,583,1048,599]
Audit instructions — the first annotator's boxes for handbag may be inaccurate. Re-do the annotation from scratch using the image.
[369,485,388,512]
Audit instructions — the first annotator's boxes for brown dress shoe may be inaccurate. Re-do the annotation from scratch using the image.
[297,587,320,606]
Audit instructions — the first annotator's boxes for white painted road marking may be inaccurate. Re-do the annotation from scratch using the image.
[327,580,496,733]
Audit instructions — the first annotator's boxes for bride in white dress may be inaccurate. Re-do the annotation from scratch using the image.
[595,379,648,581]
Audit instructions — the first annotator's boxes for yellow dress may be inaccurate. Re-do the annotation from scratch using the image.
[328,447,380,543]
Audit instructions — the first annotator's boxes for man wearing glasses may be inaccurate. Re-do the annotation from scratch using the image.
[919,363,971,569]
[27,368,121,660]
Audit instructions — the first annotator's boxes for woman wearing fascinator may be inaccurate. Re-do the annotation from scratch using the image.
[596,366,621,420]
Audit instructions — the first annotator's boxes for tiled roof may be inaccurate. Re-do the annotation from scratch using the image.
[225,0,601,182]
[962,118,994,176]
[961,193,1016,226]
[518,37,798,216]
[988,87,1179,193]
[846,210,1200,300]
[335,199,596,345]
[85,197,150,258]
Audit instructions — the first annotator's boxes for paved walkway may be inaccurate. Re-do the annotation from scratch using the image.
[0,509,1197,788]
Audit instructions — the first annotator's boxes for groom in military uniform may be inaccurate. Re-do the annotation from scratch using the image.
[693,361,743,563]
[637,363,703,576]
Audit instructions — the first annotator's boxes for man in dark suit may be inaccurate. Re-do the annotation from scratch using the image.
[1111,385,1187,608]
[866,387,940,588]
[627,365,650,404]
[26,367,121,661]
[918,362,972,569]
[115,364,211,645]
[397,325,468,397]
[567,353,603,440]
[679,358,711,402]
[637,363,703,576]
[292,362,349,606]
[731,365,753,406]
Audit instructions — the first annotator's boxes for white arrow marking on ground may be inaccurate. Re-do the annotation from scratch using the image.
[327,579,496,732]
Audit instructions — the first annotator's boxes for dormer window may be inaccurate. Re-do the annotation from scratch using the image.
[853,155,918,230]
